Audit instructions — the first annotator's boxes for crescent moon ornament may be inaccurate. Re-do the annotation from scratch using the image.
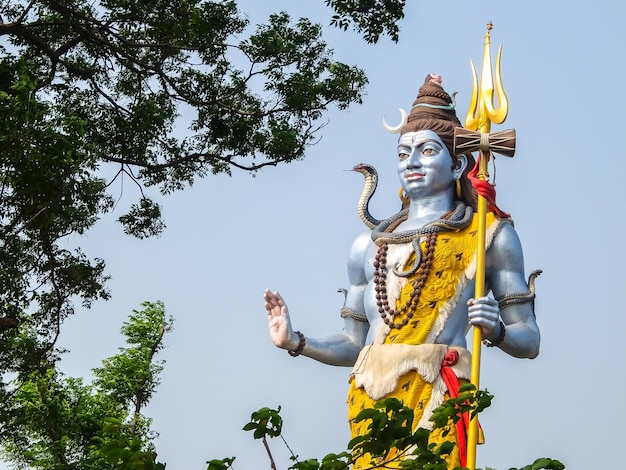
[382,108,408,134]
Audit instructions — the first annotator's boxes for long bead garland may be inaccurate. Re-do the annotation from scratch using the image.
[373,208,457,330]
[374,232,438,329]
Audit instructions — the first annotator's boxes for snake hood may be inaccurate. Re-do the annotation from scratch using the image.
[352,163,382,229]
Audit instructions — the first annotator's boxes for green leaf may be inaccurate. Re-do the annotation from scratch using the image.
[242,422,257,431]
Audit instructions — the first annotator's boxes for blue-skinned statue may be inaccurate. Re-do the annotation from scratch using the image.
[264,74,540,469]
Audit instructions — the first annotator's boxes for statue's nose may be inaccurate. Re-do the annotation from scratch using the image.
[407,152,422,167]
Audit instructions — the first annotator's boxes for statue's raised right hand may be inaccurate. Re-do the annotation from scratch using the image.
[264,289,298,350]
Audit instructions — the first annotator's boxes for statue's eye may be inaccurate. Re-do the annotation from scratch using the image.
[398,152,409,160]
[423,148,437,156]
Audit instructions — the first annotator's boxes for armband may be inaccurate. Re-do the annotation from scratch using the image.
[496,291,535,310]
[496,270,541,314]
[340,307,368,322]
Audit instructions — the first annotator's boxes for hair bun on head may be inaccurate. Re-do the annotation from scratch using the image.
[401,74,462,156]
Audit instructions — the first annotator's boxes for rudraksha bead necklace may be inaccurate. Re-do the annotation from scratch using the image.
[374,208,453,330]
[374,233,438,329]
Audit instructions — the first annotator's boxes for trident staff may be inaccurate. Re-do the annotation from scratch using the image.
[454,22,515,470]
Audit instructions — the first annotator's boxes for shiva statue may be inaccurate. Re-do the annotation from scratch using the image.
[264,74,540,469]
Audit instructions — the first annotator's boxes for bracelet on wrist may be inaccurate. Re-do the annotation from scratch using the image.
[288,331,305,357]
[483,321,506,348]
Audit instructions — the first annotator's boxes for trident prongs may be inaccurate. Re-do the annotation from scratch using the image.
[465,22,509,132]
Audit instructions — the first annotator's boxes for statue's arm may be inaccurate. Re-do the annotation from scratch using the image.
[483,221,540,358]
[264,232,371,367]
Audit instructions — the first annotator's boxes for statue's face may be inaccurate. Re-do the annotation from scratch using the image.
[397,130,455,200]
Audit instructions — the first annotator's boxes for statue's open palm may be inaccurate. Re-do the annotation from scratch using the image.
[264,289,296,350]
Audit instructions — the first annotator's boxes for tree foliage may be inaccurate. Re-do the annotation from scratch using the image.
[0,62,112,389]
[2,1,368,179]
[210,387,565,470]
[0,301,171,469]
[0,0,369,388]
[325,0,406,43]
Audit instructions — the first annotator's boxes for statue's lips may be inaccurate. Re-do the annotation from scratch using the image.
[406,172,425,180]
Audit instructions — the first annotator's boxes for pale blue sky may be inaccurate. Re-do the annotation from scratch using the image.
[30,1,626,469]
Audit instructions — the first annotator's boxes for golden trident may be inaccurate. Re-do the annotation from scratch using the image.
[453,22,516,470]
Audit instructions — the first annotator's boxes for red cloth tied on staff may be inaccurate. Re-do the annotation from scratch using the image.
[440,349,482,469]
[467,155,510,219]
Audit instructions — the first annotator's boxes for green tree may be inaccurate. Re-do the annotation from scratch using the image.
[0,301,171,469]
[0,0,372,395]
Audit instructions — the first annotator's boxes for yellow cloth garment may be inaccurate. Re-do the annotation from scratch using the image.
[347,213,498,469]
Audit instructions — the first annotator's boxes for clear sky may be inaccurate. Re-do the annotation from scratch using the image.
[26,0,626,469]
